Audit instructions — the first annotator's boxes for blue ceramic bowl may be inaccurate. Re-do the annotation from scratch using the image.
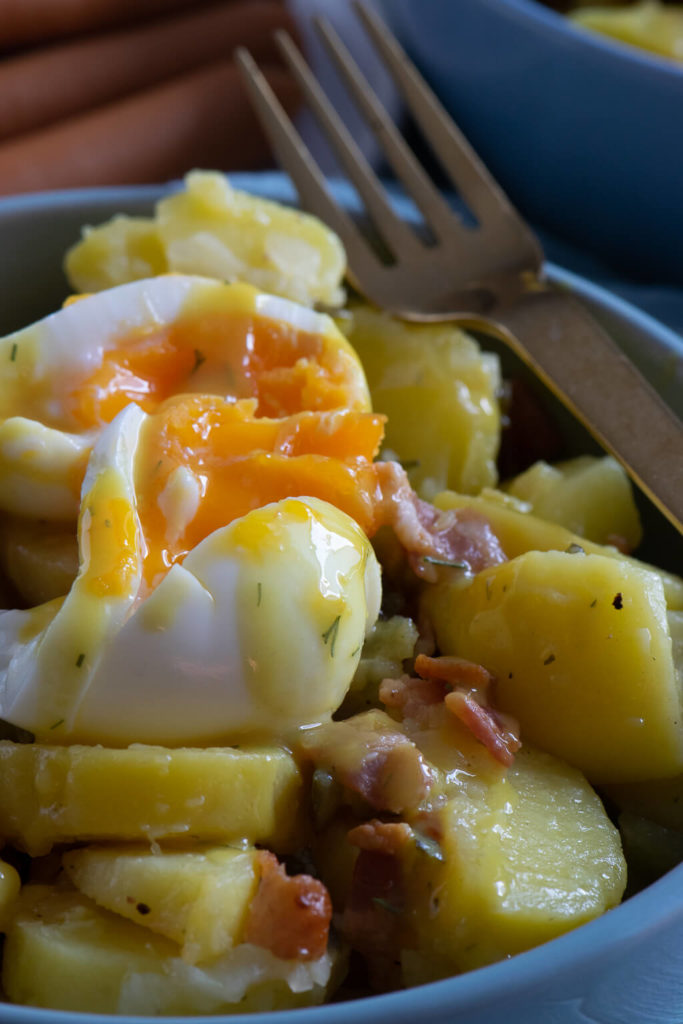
[380,0,683,286]
[0,176,682,1024]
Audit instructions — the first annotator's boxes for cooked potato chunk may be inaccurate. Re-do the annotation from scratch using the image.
[404,745,625,980]
[423,550,683,782]
[0,742,302,855]
[2,886,334,1015]
[62,845,259,964]
[433,488,683,609]
[64,171,346,309]
[504,455,641,551]
[0,858,20,930]
[345,304,501,497]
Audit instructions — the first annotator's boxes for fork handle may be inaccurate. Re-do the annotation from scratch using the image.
[491,288,683,534]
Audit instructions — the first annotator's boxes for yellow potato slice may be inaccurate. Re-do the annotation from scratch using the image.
[63,844,259,965]
[0,742,302,855]
[2,885,334,1015]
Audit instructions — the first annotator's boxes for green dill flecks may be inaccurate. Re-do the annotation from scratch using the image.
[423,556,468,569]
[372,896,402,915]
[49,718,65,731]
[350,644,362,659]
[9,342,18,362]
[413,830,444,862]
[543,653,556,666]
[192,348,206,373]
[75,653,85,668]
[104,518,112,528]
[590,598,598,608]
[321,615,341,657]
[612,592,624,610]
[256,582,262,607]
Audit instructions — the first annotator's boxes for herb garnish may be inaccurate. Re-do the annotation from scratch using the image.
[423,556,468,569]
[9,343,17,362]
[322,615,341,657]
[75,653,85,668]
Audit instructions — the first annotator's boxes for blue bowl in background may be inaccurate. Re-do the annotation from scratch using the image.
[380,0,683,285]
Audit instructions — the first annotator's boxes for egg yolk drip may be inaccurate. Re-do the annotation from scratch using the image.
[134,396,386,589]
[68,302,369,430]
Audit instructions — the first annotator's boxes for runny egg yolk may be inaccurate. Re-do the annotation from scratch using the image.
[68,307,369,430]
[134,396,386,590]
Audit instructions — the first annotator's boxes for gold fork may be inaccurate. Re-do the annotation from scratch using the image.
[235,4,683,533]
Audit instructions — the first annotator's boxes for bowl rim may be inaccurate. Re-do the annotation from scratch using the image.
[486,0,683,77]
[0,176,681,1023]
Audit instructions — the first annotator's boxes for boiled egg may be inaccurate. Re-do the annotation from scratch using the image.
[0,404,381,744]
[0,275,370,522]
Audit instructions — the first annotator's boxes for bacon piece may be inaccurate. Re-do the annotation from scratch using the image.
[299,711,434,814]
[414,654,521,767]
[245,850,332,962]
[374,461,506,581]
[445,689,521,767]
[415,653,493,689]
[379,673,448,726]
[347,819,413,856]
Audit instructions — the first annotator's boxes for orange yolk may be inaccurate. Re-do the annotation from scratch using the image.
[135,396,386,589]
[68,310,367,429]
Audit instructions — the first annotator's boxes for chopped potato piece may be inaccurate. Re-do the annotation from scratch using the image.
[65,171,346,309]
[345,304,501,497]
[2,886,334,1015]
[504,455,641,551]
[423,550,683,783]
[0,858,20,930]
[571,1,683,62]
[404,745,625,980]
[62,844,259,964]
[0,742,302,855]
[433,488,683,609]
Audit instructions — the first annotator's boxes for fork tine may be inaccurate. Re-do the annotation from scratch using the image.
[354,2,520,228]
[312,15,458,242]
[234,47,382,283]
[274,30,421,259]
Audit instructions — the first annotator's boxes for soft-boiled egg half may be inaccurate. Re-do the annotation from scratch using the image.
[0,275,384,746]
[0,274,371,522]
[0,402,381,745]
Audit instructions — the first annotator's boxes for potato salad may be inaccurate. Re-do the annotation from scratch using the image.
[0,170,681,1014]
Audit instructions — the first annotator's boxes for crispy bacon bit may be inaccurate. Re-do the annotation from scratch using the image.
[415,653,493,689]
[347,819,413,856]
[414,654,521,767]
[374,461,507,581]
[381,654,521,766]
[300,712,434,814]
[445,690,521,767]
[379,674,448,726]
[245,850,332,962]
